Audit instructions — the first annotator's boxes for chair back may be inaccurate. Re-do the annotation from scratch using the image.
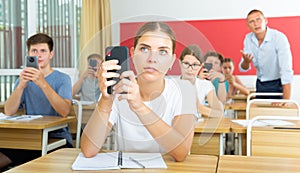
[69,99,82,148]
[246,92,283,103]
[246,99,300,119]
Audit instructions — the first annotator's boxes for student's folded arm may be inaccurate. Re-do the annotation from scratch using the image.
[81,98,113,157]
[4,86,24,116]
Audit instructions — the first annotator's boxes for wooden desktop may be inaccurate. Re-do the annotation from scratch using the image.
[5,148,219,173]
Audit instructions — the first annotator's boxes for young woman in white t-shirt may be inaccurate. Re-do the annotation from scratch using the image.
[179,45,224,117]
[81,22,198,162]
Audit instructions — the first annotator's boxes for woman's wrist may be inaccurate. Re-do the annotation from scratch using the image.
[97,97,113,114]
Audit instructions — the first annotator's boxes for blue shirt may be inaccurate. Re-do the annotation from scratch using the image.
[239,27,293,84]
[14,70,73,146]
[212,78,229,94]
[15,70,72,115]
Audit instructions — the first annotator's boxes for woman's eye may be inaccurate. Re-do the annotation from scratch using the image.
[159,50,168,55]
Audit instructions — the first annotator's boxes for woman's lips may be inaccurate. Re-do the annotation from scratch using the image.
[144,67,157,73]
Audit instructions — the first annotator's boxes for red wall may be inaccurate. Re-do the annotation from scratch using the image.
[120,16,300,75]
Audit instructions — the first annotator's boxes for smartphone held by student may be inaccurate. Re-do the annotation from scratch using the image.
[105,46,130,94]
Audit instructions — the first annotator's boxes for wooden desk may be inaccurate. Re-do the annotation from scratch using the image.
[70,103,96,124]
[5,148,219,173]
[250,121,300,158]
[231,120,300,157]
[230,121,246,155]
[228,94,247,103]
[192,118,231,155]
[0,116,75,155]
[248,103,299,119]
[81,103,96,124]
[0,102,4,111]
[217,155,300,173]
[224,102,247,119]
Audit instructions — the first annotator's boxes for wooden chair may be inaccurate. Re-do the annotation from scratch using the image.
[247,116,300,157]
[235,98,300,155]
[246,92,283,103]
[246,99,300,120]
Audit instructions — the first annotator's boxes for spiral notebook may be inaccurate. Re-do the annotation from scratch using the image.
[72,151,167,170]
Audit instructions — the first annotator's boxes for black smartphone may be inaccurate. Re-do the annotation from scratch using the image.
[25,56,38,69]
[204,63,212,72]
[89,59,98,71]
[105,46,130,94]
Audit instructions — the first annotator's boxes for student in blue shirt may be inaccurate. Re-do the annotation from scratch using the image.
[239,9,293,99]
[1,33,73,169]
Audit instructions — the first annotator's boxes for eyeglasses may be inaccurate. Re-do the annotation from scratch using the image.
[181,62,201,70]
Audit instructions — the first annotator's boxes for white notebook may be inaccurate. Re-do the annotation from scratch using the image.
[72,152,167,170]
[232,119,295,127]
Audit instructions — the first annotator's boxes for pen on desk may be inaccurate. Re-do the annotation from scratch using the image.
[16,115,31,120]
[129,157,145,168]
[5,115,20,119]
[118,151,122,166]
[273,127,300,130]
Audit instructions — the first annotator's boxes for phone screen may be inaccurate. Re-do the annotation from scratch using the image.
[89,59,98,71]
[204,63,212,72]
[105,46,130,94]
[25,56,38,69]
[89,59,97,67]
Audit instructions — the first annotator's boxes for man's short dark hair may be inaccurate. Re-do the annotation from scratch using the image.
[203,51,224,65]
[87,53,102,61]
[26,33,54,51]
[247,9,265,18]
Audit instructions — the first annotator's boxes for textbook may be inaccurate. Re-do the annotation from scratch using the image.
[72,152,167,170]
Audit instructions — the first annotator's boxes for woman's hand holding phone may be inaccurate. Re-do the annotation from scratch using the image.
[97,59,121,97]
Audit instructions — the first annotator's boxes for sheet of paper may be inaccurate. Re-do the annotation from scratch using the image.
[121,152,167,169]
[72,152,167,170]
[72,152,120,170]
[0,113,10,120]
[232,119,295,127]
[0,113,43,121]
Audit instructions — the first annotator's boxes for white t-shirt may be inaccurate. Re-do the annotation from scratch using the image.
[108,78,197,153]
[195,78,215,105]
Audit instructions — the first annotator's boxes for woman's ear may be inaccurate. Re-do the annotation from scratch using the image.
[130,47,135,59]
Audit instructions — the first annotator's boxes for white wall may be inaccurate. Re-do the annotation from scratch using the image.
[110,0,300,102]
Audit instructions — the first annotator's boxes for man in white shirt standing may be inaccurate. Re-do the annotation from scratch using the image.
[239,9,293,99]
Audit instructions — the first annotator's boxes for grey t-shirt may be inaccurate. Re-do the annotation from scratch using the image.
[79,77,100,102]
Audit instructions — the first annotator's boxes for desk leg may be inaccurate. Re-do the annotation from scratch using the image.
[220,133,225,155]
[42,129,49,156]
[238,134,242,155]
[41,124,68,156]
[234,110,238,119]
